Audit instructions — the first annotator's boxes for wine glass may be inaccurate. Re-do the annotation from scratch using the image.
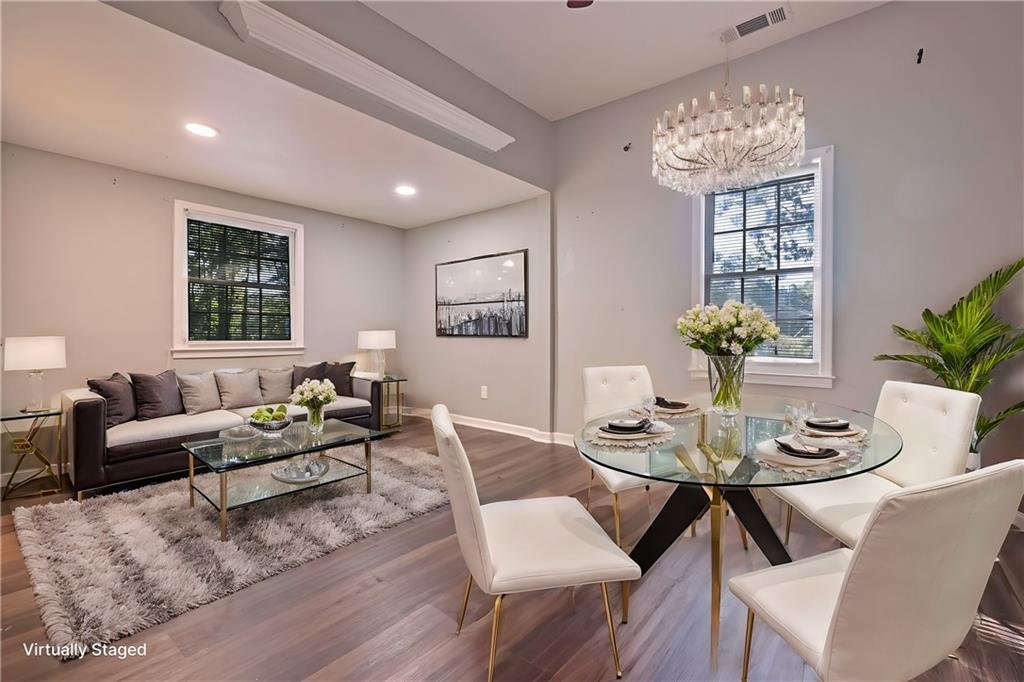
[640,394,657,422]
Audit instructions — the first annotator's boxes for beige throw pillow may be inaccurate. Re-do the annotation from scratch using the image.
[214,369,263,409]
[177,372,221,415]
[259,368,294,404]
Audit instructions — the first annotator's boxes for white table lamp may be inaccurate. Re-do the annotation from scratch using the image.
[3,336,67,412]
[357,330,396,378]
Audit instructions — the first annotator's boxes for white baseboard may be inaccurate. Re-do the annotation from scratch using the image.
[403,408,573,447]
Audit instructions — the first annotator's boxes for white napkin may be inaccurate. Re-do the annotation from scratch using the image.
[646,420,675,434]
[755,436,848,469]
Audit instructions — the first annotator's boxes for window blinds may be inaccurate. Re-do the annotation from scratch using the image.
[186,219,292,341]
[705,174,815,359]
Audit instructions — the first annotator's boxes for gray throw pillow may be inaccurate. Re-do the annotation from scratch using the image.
[87,373,136,428]
[259,368,294,404]
[215,369,263,409]
[292,361,327,389]
[177,372,221,415]
[130,370,185,421]
[324,361,355,397]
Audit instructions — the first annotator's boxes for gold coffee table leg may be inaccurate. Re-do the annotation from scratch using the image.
[219,472,228,541]
[365,441,372,493]
[188,454,195,508]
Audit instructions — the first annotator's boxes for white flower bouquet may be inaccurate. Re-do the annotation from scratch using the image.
[676,300,780,356]
[677,300,780,414]
[290,378,338,433]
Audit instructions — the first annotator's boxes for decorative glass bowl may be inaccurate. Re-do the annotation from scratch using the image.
[248,417,293,438]
[221,424,260,441]
[271,456,330,483]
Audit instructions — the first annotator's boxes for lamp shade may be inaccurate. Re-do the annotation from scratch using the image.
[357,330,396,350]
[3,336,67,371]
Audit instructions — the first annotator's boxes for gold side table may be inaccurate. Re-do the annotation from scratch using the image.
[2,408,64,499]
[378,377,407,429]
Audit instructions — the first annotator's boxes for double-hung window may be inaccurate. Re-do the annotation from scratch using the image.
[691,146,833,387]
[172,201,304,358]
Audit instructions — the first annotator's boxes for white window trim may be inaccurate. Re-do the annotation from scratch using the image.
[171,200,305,359]
[688,145,834,389]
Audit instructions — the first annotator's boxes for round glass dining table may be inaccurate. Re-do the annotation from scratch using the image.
[574,393,902,667]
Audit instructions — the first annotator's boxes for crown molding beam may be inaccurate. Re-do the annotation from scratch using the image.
[218,1,515,152]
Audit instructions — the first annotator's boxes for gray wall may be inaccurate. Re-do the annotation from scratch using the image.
[552,1,1024,467]
[110,1,556,191]
[1,143,405,417]
[400,196,552,432]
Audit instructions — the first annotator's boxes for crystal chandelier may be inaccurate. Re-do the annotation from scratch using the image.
[652,72,806,196]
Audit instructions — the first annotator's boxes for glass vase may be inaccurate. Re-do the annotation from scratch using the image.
[306,404,325,434]
[706,354,746,416]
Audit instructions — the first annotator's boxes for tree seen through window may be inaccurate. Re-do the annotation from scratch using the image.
[705,174,816,359]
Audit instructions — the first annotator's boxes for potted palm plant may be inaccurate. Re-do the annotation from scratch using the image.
[874,257,1024,460]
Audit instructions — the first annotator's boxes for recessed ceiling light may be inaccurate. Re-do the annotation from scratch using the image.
[502,259,516,268]
[185,122,219,138]
[395,184,417,196]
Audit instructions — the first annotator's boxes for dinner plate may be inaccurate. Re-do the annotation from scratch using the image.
[756,437,847,468]
[805,417,852,430]
[799,424,865,439]
[596,428,664,441]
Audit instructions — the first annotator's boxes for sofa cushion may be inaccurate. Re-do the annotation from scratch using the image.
[259,368,294,404]
[177,372,221,415]
[130,370,184,421]
[214,369,262,409]
[324,361,356,397]
[107,430,228,465]
[293,362,327,388]
[227,396,371,422]
[106,410,244,449]
[87,373,136,428]
[323,396,373,420]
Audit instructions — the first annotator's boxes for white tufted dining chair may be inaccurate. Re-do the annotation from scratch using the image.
[582,366,659,546]
[431,404,640,681]
[732,460,1024,681]
[773,381,981,547]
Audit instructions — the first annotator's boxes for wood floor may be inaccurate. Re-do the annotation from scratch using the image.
[3,418,1022,681]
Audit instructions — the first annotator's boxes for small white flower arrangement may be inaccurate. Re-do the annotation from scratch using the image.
[290,378,338,410]
[676,300,780,356]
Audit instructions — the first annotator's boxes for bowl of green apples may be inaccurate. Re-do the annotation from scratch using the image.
[248,404,292,437]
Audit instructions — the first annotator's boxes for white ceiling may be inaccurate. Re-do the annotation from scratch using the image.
[1,1,544,229]
[367,1,883,121]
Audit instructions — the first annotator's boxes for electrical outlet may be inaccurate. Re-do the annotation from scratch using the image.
[480,385,488,400]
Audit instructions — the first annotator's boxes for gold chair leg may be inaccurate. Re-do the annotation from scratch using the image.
[621,581,630,624]
[487,594,505,682]
[742,609,754,682]
[735,517,749,551]
[456,574,473,634]
[785,504,793,546]
[586,469,595,510]
[612,493,622,547]
[600,583,624,679]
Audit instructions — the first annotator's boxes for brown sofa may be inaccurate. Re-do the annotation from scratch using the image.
[61,370,385,496]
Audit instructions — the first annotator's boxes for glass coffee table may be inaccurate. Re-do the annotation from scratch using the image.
[183,419,391,541]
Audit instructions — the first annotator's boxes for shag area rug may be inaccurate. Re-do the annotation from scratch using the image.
[13,443,447,659]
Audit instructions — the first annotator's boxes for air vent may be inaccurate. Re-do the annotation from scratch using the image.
[736,14,770,37]
[767,6,787,24]
[721,4,792,43]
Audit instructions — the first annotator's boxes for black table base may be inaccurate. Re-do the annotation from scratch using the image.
[629,484,792,572]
